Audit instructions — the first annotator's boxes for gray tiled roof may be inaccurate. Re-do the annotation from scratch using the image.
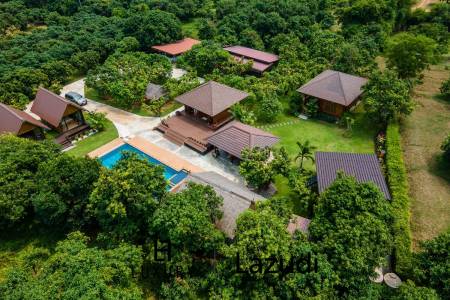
[297,70,368,106]
[207,121,279,159]
[179,172,264,238]
[315,152,391,200]
[145,83,166,100]
[175,81,248,116]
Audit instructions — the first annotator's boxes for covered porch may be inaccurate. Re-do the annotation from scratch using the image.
[155,110,216,153]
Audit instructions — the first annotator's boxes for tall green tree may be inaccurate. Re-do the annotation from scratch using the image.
[413,230,450,299]
[295,140,316,171]
[88,152,167,241]
[86,52,171,108]
[386,33,437,79]
[0,231,144,299]
[33,155,101,229]
[363,70,414,123]
[0,135,59,227]
[309,174,393,297]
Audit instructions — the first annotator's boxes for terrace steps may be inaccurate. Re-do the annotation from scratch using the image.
[164,128,186,146]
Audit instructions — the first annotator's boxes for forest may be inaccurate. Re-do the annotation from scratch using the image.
[0,0,449,299]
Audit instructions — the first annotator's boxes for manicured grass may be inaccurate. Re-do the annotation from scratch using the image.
[67,119,118,157]
[267,109,376,210]
[402,55,450,247]
[85,87,179,117]
[268,111,376,172]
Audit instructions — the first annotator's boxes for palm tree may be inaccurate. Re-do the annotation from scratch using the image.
[295,140,317,170]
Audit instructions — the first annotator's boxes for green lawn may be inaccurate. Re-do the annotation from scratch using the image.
[268,109,377,204]
[67,119,118,157]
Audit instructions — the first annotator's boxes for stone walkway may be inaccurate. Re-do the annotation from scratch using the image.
[61,79,242,183]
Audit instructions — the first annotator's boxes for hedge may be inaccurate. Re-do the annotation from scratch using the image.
[386,123,412,277]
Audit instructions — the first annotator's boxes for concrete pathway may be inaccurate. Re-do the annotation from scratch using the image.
[61,79,242,182]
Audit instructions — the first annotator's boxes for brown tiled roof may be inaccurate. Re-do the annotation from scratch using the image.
[0,103,49,135]
[179,171,264,238]
[297,70,368,106]
[31,88,83,127]
[175,81,248,116]
[207,121,279,159]
[315,152,391,200]
[151,38,200,56]
[225,46,279,73]
[224,46,279,63]
[287,215,311,235]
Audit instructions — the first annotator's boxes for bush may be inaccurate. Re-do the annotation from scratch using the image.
[86,112,108,131]
[441,133,450,161]
[440,77,450,101]
[386,123,412,276]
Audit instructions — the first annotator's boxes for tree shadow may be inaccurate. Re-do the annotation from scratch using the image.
[428,153,450,183]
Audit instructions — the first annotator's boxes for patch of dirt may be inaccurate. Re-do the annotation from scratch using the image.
[402,59,450,249]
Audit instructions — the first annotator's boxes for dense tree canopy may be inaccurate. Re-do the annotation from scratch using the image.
[363,70,414,123]
[88,153,167,242]
[86,52,172,108]
[0,232,143,300]
[309,174,393,296]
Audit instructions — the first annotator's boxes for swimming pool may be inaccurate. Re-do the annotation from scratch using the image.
[99,144,188,187]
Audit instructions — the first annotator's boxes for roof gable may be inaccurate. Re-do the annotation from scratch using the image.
[207,121,279,158]
[175,81,249,116]
[0,103,49,135]
[298,70,368,106]
[315,151,391,199]
[31,88,82,127]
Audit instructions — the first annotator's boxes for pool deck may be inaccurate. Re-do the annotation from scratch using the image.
[88,137,203,173]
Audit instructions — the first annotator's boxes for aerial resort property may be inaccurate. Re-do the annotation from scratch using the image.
[1,0,449,298]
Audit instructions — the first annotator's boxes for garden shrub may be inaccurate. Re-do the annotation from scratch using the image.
[386,123,412,277]
[86,112,107,131]
[440,77,450,101]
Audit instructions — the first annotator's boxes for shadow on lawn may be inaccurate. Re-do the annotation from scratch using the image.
[429,154,450,183]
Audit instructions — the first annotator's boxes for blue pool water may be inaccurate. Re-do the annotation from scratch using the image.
[99,144,188,186]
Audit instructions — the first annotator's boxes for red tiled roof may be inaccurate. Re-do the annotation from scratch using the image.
[151,38,200,56]
[175,81,248,116]
[0,103,49,135]
[315,152,391,200]
[207,121,279,159]
[297,70,368,106]
[31,88,83,127]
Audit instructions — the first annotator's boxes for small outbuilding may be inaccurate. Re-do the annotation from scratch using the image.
[0,103,49,139]
[297,70,368,118]
[315,151,391,200]
[207,121,279,160]
[151,37,200,58]
[145,83,166,101]
[287,215,311,235]
[224,45,279,74]
[179,171,264,238]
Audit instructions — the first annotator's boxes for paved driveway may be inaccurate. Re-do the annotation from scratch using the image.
[61,79,242,182]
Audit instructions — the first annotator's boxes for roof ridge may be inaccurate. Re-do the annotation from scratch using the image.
[336,72,351,104]
[191,172,258,204]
